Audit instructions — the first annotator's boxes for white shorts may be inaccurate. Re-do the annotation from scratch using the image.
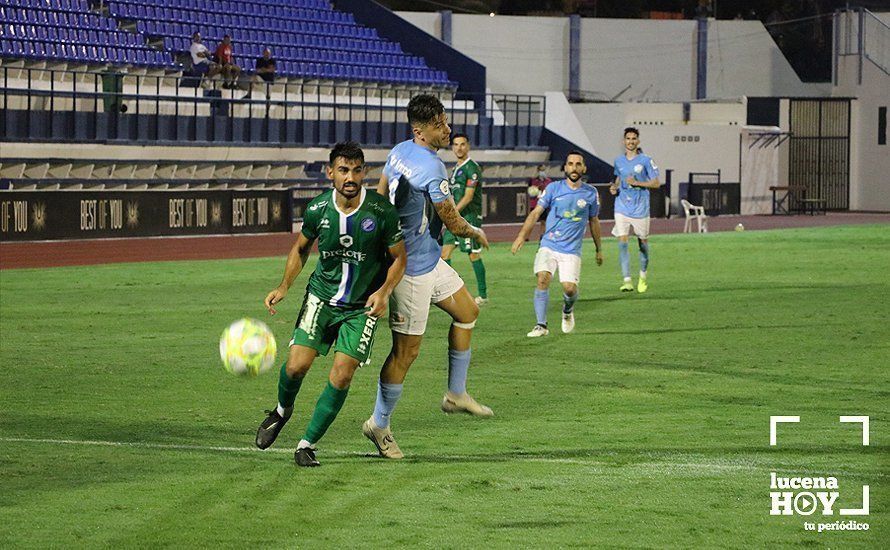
[611,213,651,239]
[533,246,581,284]
[389,258,465,335]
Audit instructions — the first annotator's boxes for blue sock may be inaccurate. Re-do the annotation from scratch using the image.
[639,241,649,274]
[447,348,471,395]
[563,292,578,314]
[372,380,403,429]
[618,241,631,279]
[533,288,549,326]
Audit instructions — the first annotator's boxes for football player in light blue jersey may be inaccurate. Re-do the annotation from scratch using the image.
[512,151,603,337]
[363,94,494,459]
[610,127,661,293]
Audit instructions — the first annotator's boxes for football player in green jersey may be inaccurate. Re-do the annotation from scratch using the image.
[255,142,407,467]
[441,133,488,305]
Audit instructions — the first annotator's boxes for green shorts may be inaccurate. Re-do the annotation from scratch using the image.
[443,215,482,254]
[290,292,379,364]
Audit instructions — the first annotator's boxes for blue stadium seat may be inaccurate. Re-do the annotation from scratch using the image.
[0,0,450,87]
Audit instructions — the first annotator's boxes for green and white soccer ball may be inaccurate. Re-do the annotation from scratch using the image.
[219,318,277,377]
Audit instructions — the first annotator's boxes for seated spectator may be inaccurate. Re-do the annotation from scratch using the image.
[189,32,220,85]
[255,48,276,83]
[213,34,241,89]
[252,47,277,97]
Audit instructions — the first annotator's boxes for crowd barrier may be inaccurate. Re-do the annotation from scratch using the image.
[0,189,289,241]
[1,184,668,241]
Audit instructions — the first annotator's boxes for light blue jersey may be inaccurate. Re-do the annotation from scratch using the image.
[538,179,600,257]
[382,139,451,276]
[613,153,660,219]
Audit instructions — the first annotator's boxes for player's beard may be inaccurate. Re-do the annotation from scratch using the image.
[567,171,581,182]
[336,182,361,200]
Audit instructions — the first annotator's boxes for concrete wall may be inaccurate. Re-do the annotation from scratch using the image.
[395,12,827,100]
[833,12,890,211]
[395,11,440,39]
[579,19,697,101]
[571,102,745,184]
[706,21,831,98]
[452,14,570,95]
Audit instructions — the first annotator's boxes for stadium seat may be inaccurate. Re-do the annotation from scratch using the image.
[681,199,708,233]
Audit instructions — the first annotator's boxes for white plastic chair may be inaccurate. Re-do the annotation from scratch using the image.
[681,199,708,233]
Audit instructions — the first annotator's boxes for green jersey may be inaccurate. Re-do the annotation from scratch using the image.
[300,188,403,309]
[450,158,483,220]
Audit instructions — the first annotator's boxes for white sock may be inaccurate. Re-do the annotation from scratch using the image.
[297,439,315,450]
[275,404,287,417]
[640,271,647,280]
[624,276,632,282]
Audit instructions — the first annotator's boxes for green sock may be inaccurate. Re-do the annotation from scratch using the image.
[303,381,350,445]
[472,258,487,298]
[444,258,452,266]
[277,361,304,409]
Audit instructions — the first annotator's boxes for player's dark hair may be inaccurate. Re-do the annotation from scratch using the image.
[407,94,445,127]
[451,132,469,143]
[329,141,364,166]
[624,126,640,137]
[566,150,585,162]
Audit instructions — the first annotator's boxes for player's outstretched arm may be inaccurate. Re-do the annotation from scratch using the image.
[364,240,407,318]
[627,176,661,189]
[434,198,489,249]
[511,205,545,254]
[376,172,388,197]
[264,231,314,315]
[589,217,604,266]
[454,185,475,213]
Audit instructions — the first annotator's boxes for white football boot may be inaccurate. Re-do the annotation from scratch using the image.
[441,392,494,417]
[561,312,575,333]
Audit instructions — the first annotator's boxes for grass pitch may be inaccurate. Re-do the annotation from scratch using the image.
[1,225,888,548]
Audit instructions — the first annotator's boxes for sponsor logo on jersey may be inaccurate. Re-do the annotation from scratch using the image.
[388,156,414,178]
[320,248,367,262]
[318,218,330,229]
[339,235,353,247]
[439,179,451,196]
[361,218,376,232]
[309,200,327,211]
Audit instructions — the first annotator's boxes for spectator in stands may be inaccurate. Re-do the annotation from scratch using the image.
[189,32,220,85]
[213,34,241,89]
[253,47,277,97]
[255,47,277,83]
[527,164,551,238]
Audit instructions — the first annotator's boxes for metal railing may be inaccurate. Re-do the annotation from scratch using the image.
[834,8,890,82]
[862,9,890,76]
[0,65,546,146]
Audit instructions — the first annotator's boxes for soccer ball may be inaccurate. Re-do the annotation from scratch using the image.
[527,185,541,198]
[219,318,277,377]
[735,223,745,232]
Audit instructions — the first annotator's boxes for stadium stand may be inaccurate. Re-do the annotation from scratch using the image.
[0,154,559,191]
[0,2,558,149]
[0,0,452,86]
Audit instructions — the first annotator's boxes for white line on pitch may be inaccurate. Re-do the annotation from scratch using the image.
[0,436,754,471]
